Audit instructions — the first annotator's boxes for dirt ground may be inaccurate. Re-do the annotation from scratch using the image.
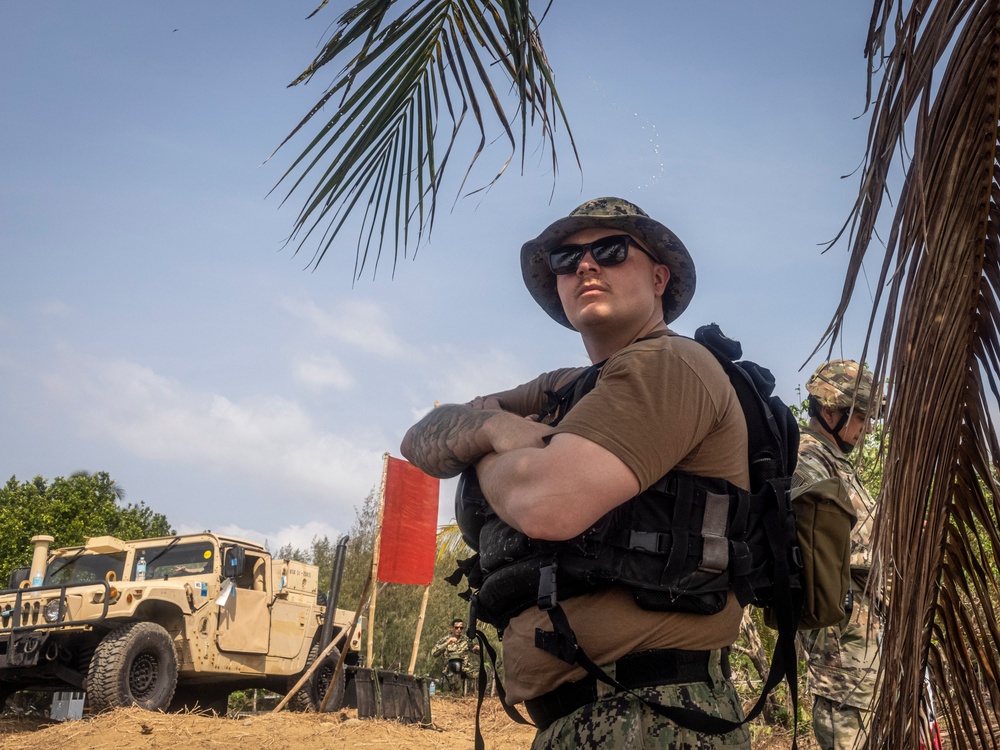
[0,696,807,750]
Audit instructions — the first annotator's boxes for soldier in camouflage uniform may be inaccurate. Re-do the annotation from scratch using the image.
[795,360,881,750]
[431,618,479,694]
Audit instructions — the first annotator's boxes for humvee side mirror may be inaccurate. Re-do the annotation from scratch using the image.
[223,546,245,578]
[8,567,29,589]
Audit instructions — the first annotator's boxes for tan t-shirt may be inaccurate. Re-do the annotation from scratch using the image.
[484,329,750,703]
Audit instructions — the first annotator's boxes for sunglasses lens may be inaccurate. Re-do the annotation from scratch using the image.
[590,236,630,266]
[548,246,584,274]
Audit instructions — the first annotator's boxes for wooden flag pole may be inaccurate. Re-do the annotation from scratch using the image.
[367,452,390,667]
[407,583,432,674]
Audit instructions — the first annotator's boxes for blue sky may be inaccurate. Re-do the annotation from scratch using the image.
[1,2,882,551]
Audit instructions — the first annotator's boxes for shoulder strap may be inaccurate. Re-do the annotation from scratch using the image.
[536,361,604,426]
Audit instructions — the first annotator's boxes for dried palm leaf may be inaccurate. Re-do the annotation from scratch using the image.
[269,0,576,279]
[818,1,1000,747]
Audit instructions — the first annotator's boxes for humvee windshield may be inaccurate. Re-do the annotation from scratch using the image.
[135,541,216,580]
[46,552,127,585]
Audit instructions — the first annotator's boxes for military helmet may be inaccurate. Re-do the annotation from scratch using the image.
[806,360,875,413]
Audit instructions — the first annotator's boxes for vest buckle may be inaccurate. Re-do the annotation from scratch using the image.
[537,560,558,611]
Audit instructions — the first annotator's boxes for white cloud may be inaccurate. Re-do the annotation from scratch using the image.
[42,352,384,510]
[280,296,415,359]
[292,354,354,391]
[423,345,546,404]
[399,342,574,440]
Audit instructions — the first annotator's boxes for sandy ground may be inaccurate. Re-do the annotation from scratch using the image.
[0,697,804,750]
[0,698,532,750]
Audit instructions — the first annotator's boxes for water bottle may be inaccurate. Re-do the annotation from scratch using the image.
[428,680,436,697]
[136,552,147,582]
[31,571,43,587]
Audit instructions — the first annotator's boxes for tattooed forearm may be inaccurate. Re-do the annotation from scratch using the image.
[400,404,498,478]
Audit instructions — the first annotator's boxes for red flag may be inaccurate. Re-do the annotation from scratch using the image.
[377,456,439,586]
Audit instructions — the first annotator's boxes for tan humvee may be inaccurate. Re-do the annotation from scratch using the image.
[0,533,362,714]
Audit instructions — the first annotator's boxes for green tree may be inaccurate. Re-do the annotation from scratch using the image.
[0,472,173,583]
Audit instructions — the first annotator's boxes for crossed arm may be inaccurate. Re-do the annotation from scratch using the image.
[398,401,540,479]
[400,399,639,540]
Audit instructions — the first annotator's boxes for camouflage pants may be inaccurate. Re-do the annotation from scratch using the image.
[531,650,749,749]
[441,669,469,694]
[442,660,490,695]
[812,695,870,750]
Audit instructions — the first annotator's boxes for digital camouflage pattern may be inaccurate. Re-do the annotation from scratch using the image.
[531,650,748,749]
[794,426,880,750]
[431,630,478,693]
[520,197,697,329]
[805,360,876,414]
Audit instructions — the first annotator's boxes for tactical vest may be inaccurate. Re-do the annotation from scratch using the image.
[452,325,803,747]
[453,324,801,632]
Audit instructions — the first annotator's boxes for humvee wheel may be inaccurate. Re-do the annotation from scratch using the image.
[288,642,345,712]
[88,622,178,712]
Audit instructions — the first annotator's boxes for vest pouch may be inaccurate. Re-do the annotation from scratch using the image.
[475,511,620,628]
[473,555,547,627]
[478,517,546,572]
[606,474,736,615]
[772,477,857,630]
[632,584,729,615]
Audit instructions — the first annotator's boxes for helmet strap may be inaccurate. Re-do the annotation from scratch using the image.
[816,408,855,453]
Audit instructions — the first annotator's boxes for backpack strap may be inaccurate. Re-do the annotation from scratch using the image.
[466,607,534,750]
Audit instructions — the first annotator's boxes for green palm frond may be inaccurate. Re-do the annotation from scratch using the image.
[270,0,576,278]
[436,521,472,561]
[820,2,1000,746]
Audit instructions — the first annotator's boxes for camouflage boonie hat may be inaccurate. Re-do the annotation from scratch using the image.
[806,360,876,413]
[520,197,696,329]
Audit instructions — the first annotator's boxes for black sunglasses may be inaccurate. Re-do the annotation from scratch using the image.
[547,234,658,275]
